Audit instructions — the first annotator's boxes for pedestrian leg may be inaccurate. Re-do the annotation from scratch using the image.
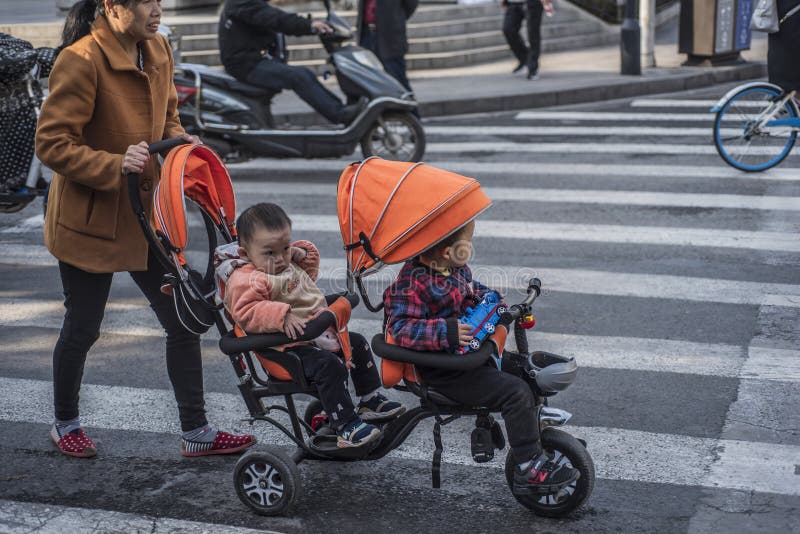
[525,0,544,77]
[130,249,207,432]
[503,3,529,69]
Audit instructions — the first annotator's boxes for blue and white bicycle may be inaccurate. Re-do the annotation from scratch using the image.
[712,82,799,172]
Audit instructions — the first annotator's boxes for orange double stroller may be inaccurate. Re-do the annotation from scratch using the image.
[130,139,594,518]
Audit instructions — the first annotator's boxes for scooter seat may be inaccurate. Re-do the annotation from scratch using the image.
[203,74,276,99]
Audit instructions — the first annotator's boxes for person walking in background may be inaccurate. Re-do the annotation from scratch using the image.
[35,0,256,459]
[768,0,800,93]
[501,0,545,80]
[357,0,419,94]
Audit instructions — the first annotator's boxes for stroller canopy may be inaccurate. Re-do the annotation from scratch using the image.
[337,157,492,278]
[154,143,237,266]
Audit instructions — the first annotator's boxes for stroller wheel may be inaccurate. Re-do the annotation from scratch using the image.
[504,428,595,517]
[234,448,301,516]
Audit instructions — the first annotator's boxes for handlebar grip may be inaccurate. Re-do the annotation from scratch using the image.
[148,137,189,155]
[528,278,541,294]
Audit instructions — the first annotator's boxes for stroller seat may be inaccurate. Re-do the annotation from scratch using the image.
[371,333,506,411]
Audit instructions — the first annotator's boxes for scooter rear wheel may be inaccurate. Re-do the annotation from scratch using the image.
[360,111,425,162]
[504,427,595,517]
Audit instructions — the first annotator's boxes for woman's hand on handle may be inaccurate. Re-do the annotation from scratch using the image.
[121,141,150,175]
[181,132,201,145]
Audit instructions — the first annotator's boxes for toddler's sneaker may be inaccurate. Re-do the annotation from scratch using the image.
[512,452,579,495]
[358,392,406,422]
[50,425,97,458]
[337,419,381,448]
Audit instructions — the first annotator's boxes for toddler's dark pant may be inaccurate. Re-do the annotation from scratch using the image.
[53,250,207,431]
[347,332,383,396]
[419,363,541,463]
[293,332,383,429]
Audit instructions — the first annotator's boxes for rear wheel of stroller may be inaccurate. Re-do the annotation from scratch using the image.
[360,111,425,162]
[234,448,301,516]
[504,428,595,517]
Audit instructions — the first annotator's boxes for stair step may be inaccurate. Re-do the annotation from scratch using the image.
[175,1,616,72]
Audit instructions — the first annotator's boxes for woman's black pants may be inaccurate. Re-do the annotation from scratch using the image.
[53,250,207,432]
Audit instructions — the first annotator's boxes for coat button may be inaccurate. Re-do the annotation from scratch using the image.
[141,179,152,191]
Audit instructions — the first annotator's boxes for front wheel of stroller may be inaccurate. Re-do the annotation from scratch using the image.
[360,111,425,162]
[234,448,301,516]
[504,428,595,517]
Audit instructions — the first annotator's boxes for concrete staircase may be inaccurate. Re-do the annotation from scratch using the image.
[172,1,617,74]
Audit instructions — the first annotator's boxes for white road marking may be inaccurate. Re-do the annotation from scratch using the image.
[9,215,800,253]
[226,159,800,182]
[295,215,800,253]
[2,376,798,496]
[0,499,282,534]
[514,111,719,121]
[4,251,800,306]
[426,142,799,156]
[1,299,797,381]
[629,99,763,108]
[425,125,740,137]
[228,182,800,212]
[741,346,800,382]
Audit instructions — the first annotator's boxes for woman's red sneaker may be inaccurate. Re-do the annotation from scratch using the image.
[181,430,256,457]
[50,427,97,458]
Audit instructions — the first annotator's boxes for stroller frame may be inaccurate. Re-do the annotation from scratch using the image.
[131,139,594,518]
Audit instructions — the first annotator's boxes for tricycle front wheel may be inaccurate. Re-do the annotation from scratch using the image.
[504,428,595,517]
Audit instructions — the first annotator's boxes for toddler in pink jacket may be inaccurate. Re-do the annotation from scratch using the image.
[214,202,404,448]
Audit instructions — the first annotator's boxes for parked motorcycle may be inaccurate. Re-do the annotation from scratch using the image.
[173,0,425,162]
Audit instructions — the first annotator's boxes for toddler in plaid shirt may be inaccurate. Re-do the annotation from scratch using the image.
[383,219,579,494]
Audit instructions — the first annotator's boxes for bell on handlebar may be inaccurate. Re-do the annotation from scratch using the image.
[518,314,536,330]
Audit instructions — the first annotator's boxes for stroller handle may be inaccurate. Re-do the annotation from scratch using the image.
[148,136,190,155]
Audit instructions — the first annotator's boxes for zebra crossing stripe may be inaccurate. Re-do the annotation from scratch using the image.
[426,142,800,157]
[3,252,800,306]
[514,111,722,121]
[1,376,798,496]
[227,183,800,212]
[0,499,283,534]
[629,99,764,108]
[2,299,799,381]
[296,215,800,253]
[424,125,741,137]
[225,159,800,182]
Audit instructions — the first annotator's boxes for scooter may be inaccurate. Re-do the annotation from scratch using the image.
[173,0,425,162]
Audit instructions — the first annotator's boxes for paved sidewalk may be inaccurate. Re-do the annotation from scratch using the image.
[271,19,768,122]
[2,1,768,121]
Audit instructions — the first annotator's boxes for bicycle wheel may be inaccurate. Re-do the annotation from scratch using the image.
[714,85,798,172]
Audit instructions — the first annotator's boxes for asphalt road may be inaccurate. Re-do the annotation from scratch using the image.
[1,83,798,533]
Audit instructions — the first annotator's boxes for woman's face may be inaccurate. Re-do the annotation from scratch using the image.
[106,0,162,42]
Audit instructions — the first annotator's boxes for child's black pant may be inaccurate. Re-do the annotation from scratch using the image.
[291,332,382,430]
[418,363,541,463]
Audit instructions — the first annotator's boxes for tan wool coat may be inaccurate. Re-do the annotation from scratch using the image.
[36,15,184,273]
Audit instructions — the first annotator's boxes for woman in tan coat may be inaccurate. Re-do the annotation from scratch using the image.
[36,0,255,458]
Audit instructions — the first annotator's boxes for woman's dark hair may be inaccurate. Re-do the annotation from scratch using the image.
[236,203,292,245]
[61,0,138,49]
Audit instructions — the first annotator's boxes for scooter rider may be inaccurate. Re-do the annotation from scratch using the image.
[219,0,364,125]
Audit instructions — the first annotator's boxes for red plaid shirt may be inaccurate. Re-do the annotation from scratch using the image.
[383,259,489,352]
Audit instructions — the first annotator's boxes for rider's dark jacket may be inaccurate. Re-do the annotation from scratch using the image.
[219,0,312,80]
